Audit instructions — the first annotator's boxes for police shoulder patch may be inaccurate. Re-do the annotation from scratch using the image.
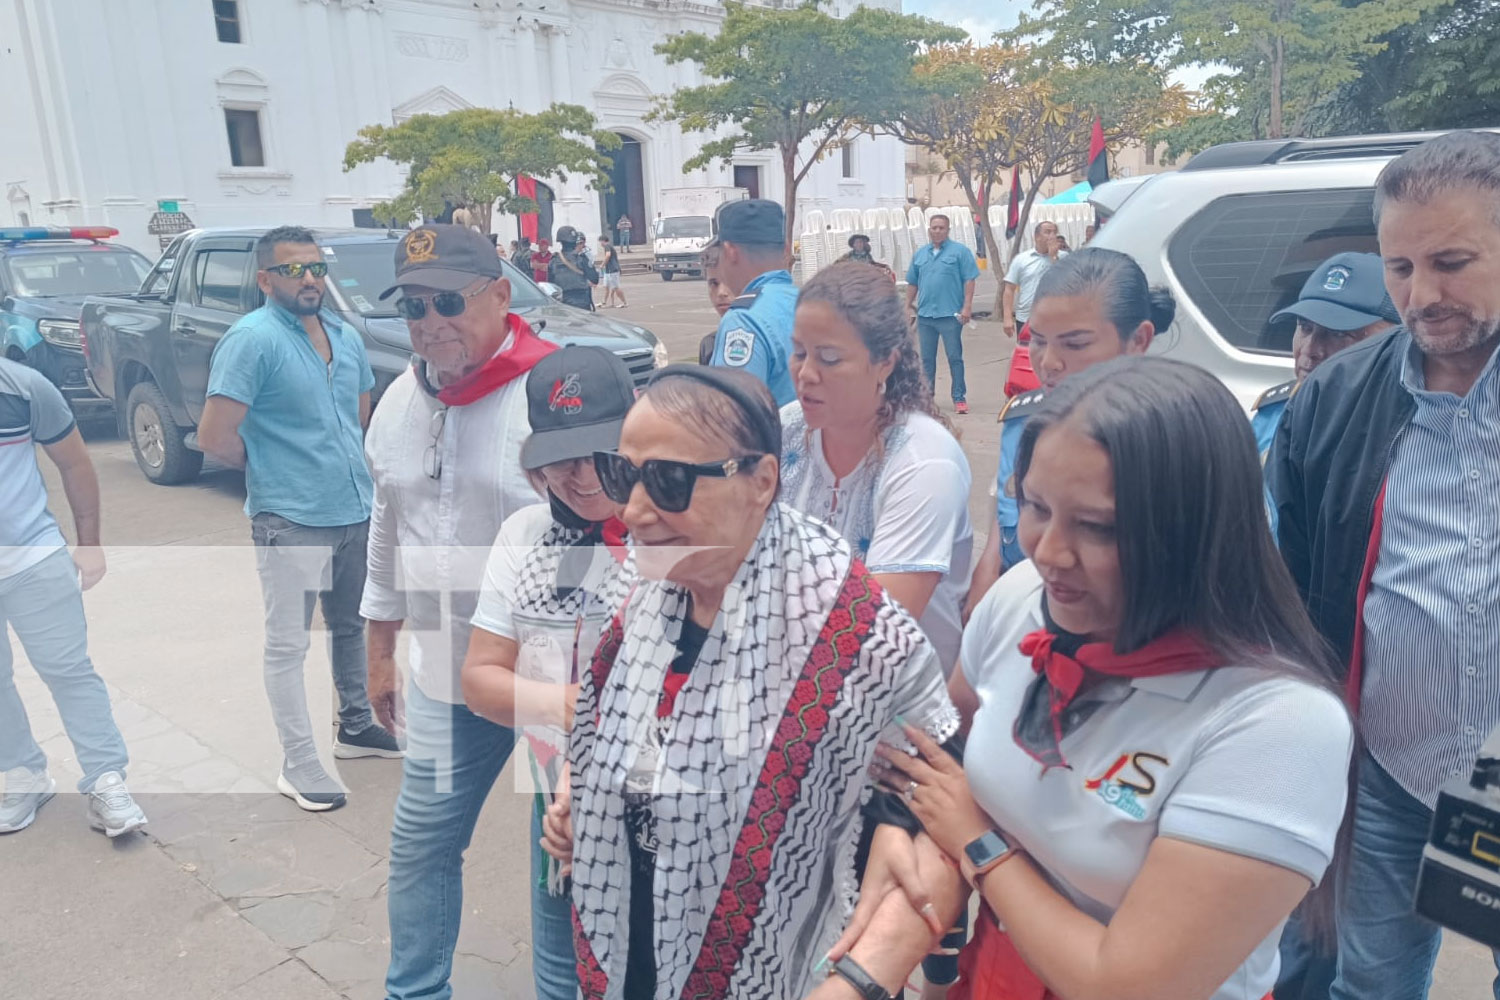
[722,327,755,367]
[998,388,1046,422]
[1252,379,1297,411]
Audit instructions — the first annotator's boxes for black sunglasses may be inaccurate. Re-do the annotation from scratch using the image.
[395,281,491,321]
[264,261,328,279]
[593,451,765,513]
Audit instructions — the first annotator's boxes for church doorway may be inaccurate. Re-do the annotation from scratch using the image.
[599,133,645,250]
[733,164,762,200]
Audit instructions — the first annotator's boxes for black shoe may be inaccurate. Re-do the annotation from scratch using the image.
[277,760,347,812]
[333,723,404,760]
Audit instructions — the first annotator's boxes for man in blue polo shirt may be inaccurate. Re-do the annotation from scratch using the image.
[906,214,979,413]
[199,225,400,812]
[708,199,798,405]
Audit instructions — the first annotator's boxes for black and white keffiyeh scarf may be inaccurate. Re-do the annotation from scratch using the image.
[569,504,958,1000]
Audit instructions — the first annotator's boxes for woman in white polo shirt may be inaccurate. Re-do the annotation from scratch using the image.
[833,357,1353,1000]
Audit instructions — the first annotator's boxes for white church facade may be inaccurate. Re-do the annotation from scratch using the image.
[0,0,911,255]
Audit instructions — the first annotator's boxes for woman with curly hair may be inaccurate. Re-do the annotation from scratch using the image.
[782,260,974,675]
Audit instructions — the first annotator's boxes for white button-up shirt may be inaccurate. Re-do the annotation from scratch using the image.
[360,360,537,704]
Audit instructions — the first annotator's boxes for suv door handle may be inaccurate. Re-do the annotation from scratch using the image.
[174,322,196,334]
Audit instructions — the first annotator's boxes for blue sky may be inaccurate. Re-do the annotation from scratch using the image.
[904,0,1018,43]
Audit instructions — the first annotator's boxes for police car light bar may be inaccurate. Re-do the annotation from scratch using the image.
[0,226,119,241]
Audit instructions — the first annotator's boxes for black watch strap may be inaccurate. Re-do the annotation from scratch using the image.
[831,954,894,1000]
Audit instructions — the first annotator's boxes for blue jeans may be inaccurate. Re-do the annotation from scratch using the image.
[1316,752,1500,1000]
[385,683,517,1000]
[0,549,129,791]
[917,316,966,402]
[532,802,578,1000]
[251,513,373,767]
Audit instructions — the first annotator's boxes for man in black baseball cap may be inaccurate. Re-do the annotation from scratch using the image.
[379,223,504,300]
[705,199,798,404]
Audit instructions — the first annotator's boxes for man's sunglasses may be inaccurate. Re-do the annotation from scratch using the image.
[264,261,328,279]
[394,281,491,321]
[593,451,765,513]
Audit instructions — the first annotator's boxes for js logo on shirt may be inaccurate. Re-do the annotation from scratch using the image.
[1084,752,1169,819]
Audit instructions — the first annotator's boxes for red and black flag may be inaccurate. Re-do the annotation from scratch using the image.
[1087,117,1109,189]
[1005,164,1022,239]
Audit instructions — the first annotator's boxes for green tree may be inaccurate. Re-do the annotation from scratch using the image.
[650,1,965,248]
[342,105,619,234]
[1011,0,1440,153]
[869,42,1188,314]
[1318,0,1500,133]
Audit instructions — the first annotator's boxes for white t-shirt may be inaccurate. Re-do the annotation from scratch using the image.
[780,403,973,673]
[471,503,622,786]
[961,561,1353,1000]
[1003,248,1060,323]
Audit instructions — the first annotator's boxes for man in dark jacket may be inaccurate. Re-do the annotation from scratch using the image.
[1268,130,1500,1000]
[548,225,599,311]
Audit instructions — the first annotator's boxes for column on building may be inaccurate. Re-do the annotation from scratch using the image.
[514,22,540,112]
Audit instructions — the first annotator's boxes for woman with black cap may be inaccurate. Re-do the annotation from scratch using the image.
[558,363,963,1000]
[460,344,635,1000]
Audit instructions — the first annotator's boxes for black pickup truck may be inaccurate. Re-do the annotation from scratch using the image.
[83,227,668,484]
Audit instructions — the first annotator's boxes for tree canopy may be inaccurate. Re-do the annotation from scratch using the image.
[1008,0,1448,155]
[342,105,619,234]
[650,0,965,247]
[866,41,1188,312]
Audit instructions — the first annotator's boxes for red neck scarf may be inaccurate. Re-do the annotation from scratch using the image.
[421,312,555,406]
[1015,622,1220,769]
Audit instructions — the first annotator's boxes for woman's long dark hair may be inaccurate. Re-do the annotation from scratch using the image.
[1015,355,1349,935]
[797,261,951,437]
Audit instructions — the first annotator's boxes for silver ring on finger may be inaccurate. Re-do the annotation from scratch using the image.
[902,780,918,804]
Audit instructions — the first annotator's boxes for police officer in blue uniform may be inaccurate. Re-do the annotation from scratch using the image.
[707,199,798,405]
[1251,252,1400,456]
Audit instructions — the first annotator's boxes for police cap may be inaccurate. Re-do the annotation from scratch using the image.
[716,199,786,248]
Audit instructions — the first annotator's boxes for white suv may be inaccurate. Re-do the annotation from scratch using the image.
[1085,130,1493,409]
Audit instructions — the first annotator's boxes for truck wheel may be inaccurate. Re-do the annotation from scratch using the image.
[126,380,202,485]
[660,272,675,281]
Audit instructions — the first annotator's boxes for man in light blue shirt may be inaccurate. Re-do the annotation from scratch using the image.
[905,214,979,413]
[199,225,400,811]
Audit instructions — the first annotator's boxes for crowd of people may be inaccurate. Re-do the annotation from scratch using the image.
[2,130,1498,1000]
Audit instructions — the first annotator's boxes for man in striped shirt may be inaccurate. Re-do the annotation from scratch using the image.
[1268,130,1500,999]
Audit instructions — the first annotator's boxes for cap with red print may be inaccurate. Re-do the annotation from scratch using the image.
[520,345,637,471]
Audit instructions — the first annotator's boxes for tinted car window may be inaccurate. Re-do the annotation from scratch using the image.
[2,248,152,297]
[194,250,250,311]
[321,242,549,317]
[1168,188,1378,355]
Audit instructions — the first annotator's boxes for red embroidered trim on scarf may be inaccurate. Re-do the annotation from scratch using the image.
[678,568,883,1000]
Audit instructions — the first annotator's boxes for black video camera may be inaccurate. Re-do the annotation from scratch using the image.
[1414,726,1500,949]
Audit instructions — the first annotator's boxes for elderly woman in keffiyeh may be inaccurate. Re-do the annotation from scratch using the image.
[551,364,964,1000]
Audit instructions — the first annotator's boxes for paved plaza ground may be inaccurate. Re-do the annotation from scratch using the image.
[5,269,1493,999]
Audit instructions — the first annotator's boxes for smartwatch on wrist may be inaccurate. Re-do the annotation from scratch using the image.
[830,954,894,1000]
[962,829,1013,888]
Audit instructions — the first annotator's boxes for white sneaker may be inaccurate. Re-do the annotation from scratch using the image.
[0,767,55,833]
[86,771,148,838]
